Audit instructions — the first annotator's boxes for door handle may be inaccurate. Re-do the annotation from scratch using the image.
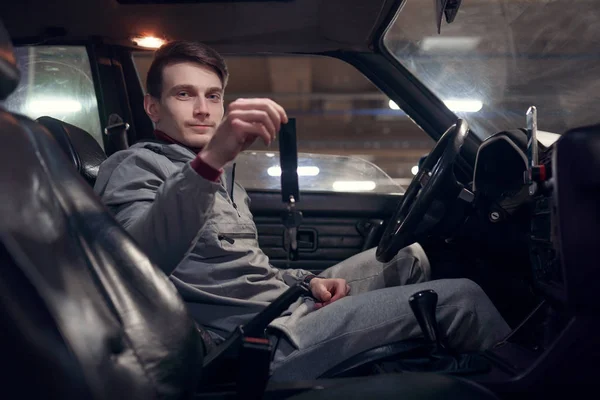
[283,228,317,252]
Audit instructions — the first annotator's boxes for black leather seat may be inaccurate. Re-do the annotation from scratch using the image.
[0,18,499,400]
[37,116,107,186]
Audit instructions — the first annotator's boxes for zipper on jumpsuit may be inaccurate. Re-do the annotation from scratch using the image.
[226,162,240,217]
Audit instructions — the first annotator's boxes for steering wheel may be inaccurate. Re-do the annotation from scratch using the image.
[376,119,470,263]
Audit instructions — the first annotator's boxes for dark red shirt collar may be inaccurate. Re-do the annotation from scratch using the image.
[154,129,222,181]
[154,129,202,154]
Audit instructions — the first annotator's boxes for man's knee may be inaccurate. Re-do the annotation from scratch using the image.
[438,278,509,350]
[392,242,431,283]
[442,278,487,309]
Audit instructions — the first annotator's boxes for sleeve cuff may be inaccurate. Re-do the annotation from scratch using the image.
[191,155,223,182]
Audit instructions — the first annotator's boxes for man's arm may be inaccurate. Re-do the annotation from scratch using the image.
[95,149,221,275]
[96,98,288,275]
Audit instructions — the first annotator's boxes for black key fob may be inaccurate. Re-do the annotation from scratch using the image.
[279,118,299,204]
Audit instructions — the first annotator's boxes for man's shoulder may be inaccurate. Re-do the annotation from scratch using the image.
[99,142,178,179]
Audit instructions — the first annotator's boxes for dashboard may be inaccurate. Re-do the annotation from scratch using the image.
[473,128,563,304]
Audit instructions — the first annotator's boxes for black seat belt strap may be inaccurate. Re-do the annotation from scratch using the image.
[104,113,130,153]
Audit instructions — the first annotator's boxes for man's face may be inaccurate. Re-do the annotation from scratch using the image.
[144,62,224,149]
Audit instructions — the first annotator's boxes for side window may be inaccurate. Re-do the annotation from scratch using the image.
[132,53,434,193]
[2,46,103,147]
[235,151,402,194]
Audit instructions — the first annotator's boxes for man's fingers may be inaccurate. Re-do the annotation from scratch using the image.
[229,99,288,136]
[228,109,276,138]
[313,282,332,302]
[328,281,348,303]
[230,118,271,146]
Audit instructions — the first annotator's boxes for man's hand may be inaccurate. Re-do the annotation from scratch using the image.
[309,278,350,310]
[199,98,288,170]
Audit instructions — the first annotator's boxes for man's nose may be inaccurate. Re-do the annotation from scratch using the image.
[193,97,210,117]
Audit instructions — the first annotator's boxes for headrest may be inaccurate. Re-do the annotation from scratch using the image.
[0,19,20,100]
[37,116,107,186]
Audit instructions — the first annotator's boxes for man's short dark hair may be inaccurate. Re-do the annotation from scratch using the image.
[146,40,229,99]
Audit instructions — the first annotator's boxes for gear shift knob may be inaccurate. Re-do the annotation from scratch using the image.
[409,289,447,351]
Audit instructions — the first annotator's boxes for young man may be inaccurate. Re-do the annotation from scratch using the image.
[94,41,511,381]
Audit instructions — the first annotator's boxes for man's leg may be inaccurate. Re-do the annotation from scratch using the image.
[319,243,431,294]
[269,278,511,382]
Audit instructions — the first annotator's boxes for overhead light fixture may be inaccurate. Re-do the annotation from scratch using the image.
[389,99,482,113]
[265,153,275,157]
[27,98,82,114]
[132,36,166,49]
[267,166,320,177]
[332,180,376,192]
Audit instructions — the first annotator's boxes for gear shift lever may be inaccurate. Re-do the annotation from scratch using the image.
[409,289,448,351]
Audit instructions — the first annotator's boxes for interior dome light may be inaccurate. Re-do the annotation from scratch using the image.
[132,36,166,49]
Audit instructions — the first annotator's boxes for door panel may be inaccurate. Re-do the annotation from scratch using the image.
[248,189,401,274]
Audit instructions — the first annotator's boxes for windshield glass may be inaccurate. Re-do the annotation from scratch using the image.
[384,0,600,139]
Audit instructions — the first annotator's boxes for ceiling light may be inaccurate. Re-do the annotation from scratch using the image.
[132,36,166,49]
[411,165,419,175]
[267,166,320,177]
[265,153,275,157]
[444,99,483,113]
[332,181,376,192]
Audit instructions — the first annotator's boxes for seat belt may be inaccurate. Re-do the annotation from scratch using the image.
[279,118,303,261]
[104,113,130,154]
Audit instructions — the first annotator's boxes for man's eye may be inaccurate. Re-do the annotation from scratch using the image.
[177,91,190,98]
[208,93,222,101]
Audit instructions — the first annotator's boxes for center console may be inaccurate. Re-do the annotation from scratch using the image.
[470,117,600,393]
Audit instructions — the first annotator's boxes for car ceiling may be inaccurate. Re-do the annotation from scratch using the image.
[3,0,437,185]
[2,0,398,53]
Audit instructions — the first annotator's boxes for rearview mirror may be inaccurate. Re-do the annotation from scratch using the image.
[435,0,463,33]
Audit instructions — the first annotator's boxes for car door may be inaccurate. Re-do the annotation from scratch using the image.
[236,151,404,274]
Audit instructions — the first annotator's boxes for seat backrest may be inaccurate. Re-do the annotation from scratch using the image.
[37,116,107,186]
[0,20,203,400]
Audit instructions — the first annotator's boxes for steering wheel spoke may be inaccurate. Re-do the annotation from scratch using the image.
[418,170,431,186]
[376,119,470,263]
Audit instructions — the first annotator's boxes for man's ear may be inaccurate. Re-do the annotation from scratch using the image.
[144,94,161,123]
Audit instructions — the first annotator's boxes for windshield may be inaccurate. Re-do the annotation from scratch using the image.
[384,0,600,139]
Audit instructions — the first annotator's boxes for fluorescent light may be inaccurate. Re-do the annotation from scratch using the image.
[132,36,166,49]
[411,165,419,175]
[28,99,82,114]
[388,100,401,110]
[444,99,483,112]
[391,98,482,113]
[332,180,376,192]
[265,153,275,157]
[298,167,319,176]
[420,37,481,53]
[267,166,320,177]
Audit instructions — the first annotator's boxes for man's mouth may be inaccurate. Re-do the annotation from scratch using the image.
[189,124,215,132]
